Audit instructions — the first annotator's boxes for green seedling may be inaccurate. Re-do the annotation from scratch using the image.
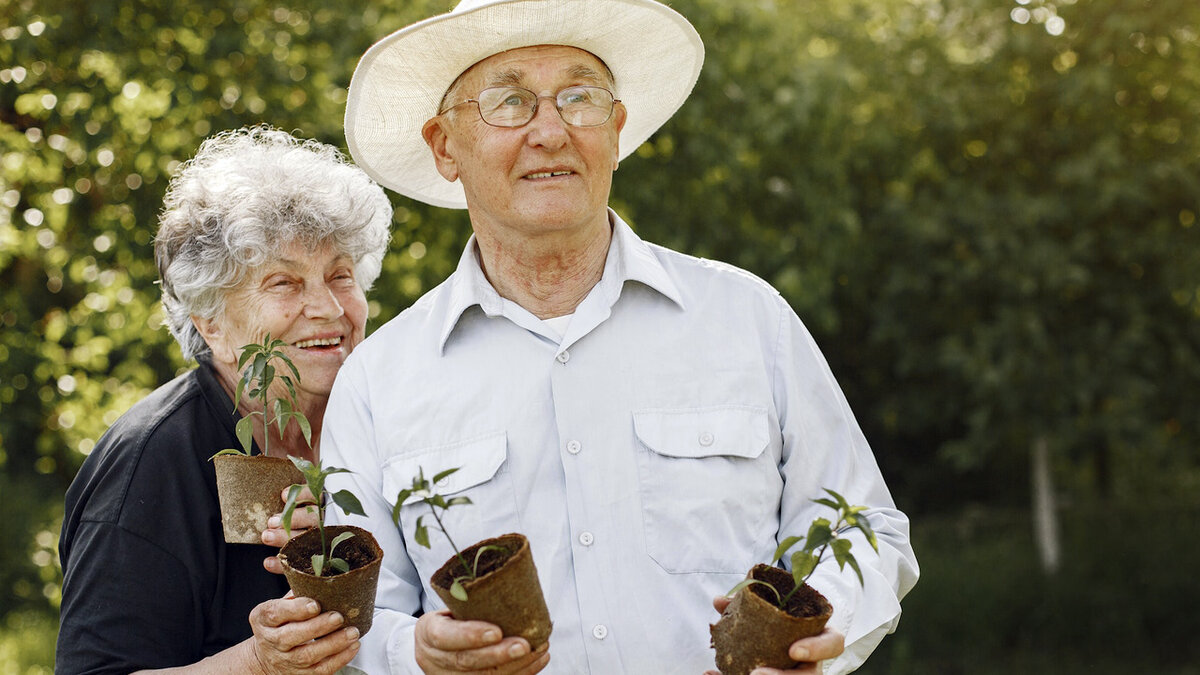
[210,335,311,458]
[282,457,366,577]
[391,467,507,601]
[728,488,880,607]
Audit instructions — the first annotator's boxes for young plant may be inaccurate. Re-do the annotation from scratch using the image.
[729,488,880,607]
[391,467,507,601]
[211,335,311,458]
[282,457,367,576]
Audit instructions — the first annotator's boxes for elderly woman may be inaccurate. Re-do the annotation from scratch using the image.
[57,126,391,674]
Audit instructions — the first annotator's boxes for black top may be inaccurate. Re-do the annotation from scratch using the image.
[57,360,289,674]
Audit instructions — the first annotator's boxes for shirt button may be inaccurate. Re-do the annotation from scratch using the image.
[592,624,608,640]
[556,350,570,364]
[566,440,582,455]
[699,431,715,447]
[578,531,594,546]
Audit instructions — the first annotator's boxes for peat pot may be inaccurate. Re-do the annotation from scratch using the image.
[278,524,384,635]
[213,454,303,544]
[431,532,552,649]
[709,563,834,675]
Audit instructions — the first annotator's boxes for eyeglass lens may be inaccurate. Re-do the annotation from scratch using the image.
[475,86,615,127]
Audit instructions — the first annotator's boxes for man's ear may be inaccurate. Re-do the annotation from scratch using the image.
[611,102,628,166]
[422,116,460,183]
[191,314,235,366]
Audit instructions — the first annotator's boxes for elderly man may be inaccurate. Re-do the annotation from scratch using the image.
[324,1,919,673]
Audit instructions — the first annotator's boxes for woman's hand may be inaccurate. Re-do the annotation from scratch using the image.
[246,595,360,674]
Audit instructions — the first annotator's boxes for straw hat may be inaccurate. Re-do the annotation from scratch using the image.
[344,0,705,209]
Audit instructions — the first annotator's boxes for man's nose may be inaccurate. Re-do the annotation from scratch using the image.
[525,96,570,148]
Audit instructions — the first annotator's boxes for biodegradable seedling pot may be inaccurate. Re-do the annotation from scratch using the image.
[278,525,383,635]
[431,533,553,649]
[213,454,303,544]
[709,564,833,675]
[710,488,880,675]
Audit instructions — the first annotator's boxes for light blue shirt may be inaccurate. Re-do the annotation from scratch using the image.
[323,210,918,675]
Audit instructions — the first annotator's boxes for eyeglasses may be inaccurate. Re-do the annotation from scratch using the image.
[442,85,620,128]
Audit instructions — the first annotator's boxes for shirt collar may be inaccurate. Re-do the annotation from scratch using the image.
[438,208,684,353]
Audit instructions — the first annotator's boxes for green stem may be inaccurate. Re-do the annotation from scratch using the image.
[780,541,829,606]
[428,501,472,578]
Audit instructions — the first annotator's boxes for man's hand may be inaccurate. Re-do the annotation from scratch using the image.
[262,486,318,574]
[247,596,360,674]
[704,596,845,675]
[415,610,550,674]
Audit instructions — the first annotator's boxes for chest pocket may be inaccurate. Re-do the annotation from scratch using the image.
[382,432,519,587]
[633,405,778,574]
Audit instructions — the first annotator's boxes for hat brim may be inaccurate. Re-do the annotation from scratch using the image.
[344,0,704,209]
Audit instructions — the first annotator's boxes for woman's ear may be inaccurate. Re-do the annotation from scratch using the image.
[422,116,460,183]
[191,315,235,367]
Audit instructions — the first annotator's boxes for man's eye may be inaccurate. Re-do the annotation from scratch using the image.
[561,90,589,105]
[501,94,527,107]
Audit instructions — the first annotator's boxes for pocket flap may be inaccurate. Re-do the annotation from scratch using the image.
[382,432,508,503]
[633,406,769,460]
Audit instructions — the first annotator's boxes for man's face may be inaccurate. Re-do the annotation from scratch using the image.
[424,45,627,240]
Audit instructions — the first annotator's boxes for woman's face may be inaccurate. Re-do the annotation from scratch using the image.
[200,240,369,401]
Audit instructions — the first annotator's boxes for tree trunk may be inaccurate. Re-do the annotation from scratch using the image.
[1031,435,1061,574]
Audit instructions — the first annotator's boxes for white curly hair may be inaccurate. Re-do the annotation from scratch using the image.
[155,125,392,360]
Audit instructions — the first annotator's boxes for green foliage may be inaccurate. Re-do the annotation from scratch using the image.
[210,335,310,458]
[729,489,878,607]
[392,466,488,600]
[283,457,366,577]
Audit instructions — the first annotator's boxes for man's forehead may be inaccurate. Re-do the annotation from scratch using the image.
[458,45,613,88]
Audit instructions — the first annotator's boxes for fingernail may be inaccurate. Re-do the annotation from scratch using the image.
[267,516,281,528]
[791,646,811,661]
[306,600,320,614]
[345,626,360,640]
[482,629,501,642]
[508,643,527,658]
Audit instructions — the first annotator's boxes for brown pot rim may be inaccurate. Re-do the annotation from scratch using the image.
[743,563,833,622]
[431,532,528,591]
[278,524,383,575]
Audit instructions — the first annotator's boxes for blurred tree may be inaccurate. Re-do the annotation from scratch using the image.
[0,0,464,629]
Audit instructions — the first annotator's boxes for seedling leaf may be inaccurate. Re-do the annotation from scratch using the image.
[791,550,818,583]
[329,531,355,556]
[450,579,468,601]
[235,415,255,455]
[772,535,804,563]
[414,515,429,548]
[332,489,366,517]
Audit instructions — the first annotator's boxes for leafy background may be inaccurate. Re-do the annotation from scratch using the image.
[2,0,1198,672]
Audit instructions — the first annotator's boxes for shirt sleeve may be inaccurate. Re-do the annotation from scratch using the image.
[57,520,205,674]
[770,299,920,674]
[322,353,423,674]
